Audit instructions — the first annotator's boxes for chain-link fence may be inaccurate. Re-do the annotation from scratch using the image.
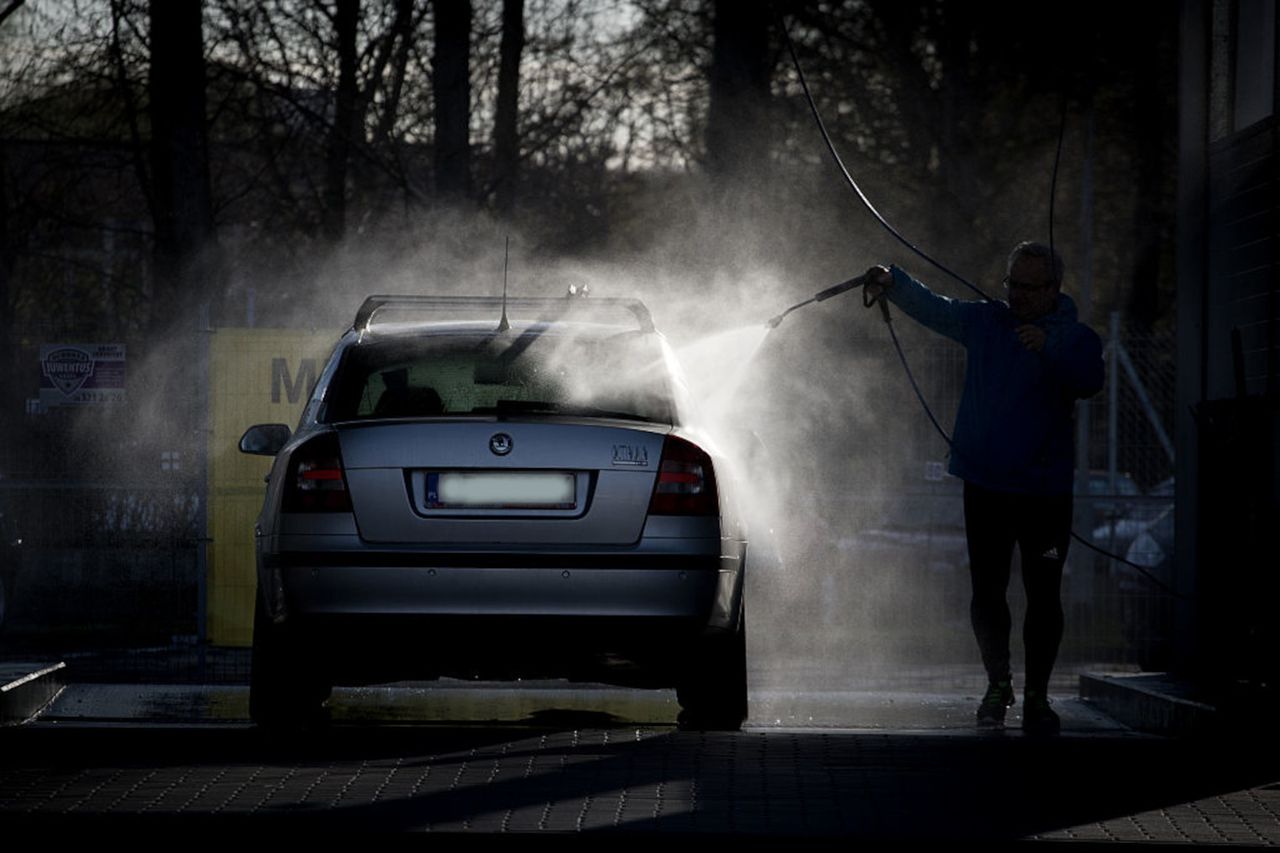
[0,314,1178,683]
[794,317,1179,674]
[0,331,211,678]
[1072,321,1177,670]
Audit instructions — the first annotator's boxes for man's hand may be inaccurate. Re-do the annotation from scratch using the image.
[864,265,893,300]
[1016,324,1047,352]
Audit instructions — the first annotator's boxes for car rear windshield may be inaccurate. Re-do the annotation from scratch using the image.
[321,329,676,424]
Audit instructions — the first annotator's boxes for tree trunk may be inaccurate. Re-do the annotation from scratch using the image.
[432,0,472,199]
[324,0,360,242]
[149,0,216,328]
[0,143,14,426]
[373,0,416,146]
[493,0,524,214]
[0,145,11,342]
[705,0,771,182]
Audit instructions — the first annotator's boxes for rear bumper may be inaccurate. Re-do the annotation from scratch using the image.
[256,526,745,685]
[277,563,725,621]
[274,610,725,686]
[262,537,742,625]
[266,561,741,687]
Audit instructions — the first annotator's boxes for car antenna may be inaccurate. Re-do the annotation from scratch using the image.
[497,236,511,332]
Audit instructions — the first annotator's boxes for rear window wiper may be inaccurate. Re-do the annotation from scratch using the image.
[490,399,661,422]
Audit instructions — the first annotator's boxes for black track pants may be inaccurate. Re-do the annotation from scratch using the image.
[963,482,1072,694]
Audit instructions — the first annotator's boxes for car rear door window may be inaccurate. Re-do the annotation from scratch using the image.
[322,331,675,424]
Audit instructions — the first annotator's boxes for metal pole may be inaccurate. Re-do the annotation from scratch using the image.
[1173,0,1209,680]
[1106,310,1122,595]
[196,303,211,660]
[1108,311,1120,493]
[1076,102,1095,500]
[1074,102,1096,605]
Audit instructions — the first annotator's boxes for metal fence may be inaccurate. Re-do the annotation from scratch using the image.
[0,315,1179,683]
[849,316,1179,672]
[0,330,207,675]
[1064,321,1175,669]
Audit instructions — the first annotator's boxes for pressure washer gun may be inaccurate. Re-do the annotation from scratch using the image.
[765,271,889,329]
[862,276,893,325]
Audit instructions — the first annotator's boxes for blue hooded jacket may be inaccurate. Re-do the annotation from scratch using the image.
[886,265,1105,495]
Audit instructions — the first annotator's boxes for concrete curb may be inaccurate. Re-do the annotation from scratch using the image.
[1079,672,1216,737]
[1,662,66,725]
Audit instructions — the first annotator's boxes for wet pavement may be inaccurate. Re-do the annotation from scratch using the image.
[37,679,1128,732]
[1,661,1278,841]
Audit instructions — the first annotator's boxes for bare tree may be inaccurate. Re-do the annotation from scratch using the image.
[432,0,471,199]
[492,0,523,215]
[207,0,426,245]
[0,0,1178,327]
[322,0,360,240]
[0,0,23,349]
[149,0,218,326]
[705,0,771,182]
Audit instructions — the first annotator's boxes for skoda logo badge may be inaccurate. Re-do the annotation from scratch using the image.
[489,433,513,456]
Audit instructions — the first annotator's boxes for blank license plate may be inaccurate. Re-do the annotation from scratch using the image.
[427,472,576,509]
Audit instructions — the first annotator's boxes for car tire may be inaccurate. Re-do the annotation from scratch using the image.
[249,593,331,730]
[675,609,748,731]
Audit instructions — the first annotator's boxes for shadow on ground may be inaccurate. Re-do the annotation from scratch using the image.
[1,722,1275,839]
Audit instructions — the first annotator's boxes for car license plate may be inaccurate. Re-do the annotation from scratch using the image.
[426,471,576,509]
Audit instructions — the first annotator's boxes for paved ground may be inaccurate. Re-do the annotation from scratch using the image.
[8,722,1275,839]
[1,673,1278,842]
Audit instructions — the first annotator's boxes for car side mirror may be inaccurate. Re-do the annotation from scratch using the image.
[239,424,292,456]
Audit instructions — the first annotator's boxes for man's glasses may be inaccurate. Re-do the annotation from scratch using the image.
[1003,276,1055,293]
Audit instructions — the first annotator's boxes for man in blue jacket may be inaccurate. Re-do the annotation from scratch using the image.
[865,242,1104,733]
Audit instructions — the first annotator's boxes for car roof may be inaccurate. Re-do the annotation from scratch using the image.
[352,295,655,334]
[355,320,658,343]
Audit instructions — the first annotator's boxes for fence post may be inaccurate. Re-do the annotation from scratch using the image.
[1076,102,1094,500]
[1108,311,1120,491]
[196,304,211,659]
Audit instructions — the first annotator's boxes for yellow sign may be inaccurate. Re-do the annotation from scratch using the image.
[208,328,334,645]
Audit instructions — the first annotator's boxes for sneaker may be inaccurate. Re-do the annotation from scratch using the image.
[1022,690,1061,735]
[976,679,1015,727]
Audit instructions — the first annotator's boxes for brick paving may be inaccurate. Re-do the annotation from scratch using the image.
[1,654,1276,841]
[1,723,1277,840]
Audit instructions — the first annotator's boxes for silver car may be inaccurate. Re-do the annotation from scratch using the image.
[239,295,749,729]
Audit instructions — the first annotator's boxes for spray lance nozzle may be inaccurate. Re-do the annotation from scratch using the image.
[814,274,867,302]
[765,272,870,329]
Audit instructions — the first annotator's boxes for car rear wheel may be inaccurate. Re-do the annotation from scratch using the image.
[675,610,748,731]
[249,592,331,729]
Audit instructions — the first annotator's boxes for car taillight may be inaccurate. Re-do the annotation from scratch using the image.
[647,435,719,516]
[282,432,352,513]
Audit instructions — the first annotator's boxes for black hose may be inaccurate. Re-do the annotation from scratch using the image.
[774,10,1183,601]
[776,12,993,303]
[1049,92,1068,265]
[880,301,952,446]
[1069,531,1185,599]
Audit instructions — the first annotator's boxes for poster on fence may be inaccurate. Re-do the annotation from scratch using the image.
[39,343,126,406]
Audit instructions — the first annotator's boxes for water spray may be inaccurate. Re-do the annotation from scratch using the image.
[765,272,872,330]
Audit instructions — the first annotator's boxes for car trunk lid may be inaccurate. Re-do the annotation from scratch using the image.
[338,420,668,545]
